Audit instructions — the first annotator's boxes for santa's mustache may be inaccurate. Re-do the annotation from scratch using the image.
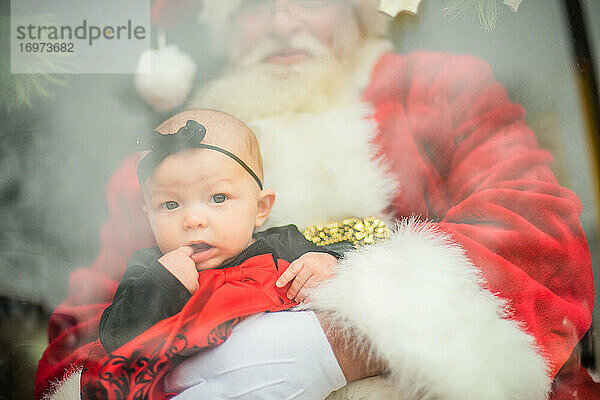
[239,33,331,67]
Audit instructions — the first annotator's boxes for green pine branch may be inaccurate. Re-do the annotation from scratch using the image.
[0,15,71,113]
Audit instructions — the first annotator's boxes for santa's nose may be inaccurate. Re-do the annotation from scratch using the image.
[270,1,302,40]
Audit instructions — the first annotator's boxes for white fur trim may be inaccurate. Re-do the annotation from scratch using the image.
[303,219,551,399]
[353,39,393,91]
[42,368,81,400]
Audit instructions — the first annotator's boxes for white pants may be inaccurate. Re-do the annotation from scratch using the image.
[165,311,346,400]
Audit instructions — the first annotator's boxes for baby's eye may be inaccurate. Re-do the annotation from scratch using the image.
[160,201,179,210]
[210,194,228,204]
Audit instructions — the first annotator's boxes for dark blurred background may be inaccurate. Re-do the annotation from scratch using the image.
[0,0,599,398]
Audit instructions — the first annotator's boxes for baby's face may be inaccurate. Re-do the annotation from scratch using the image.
[143,149,265,270]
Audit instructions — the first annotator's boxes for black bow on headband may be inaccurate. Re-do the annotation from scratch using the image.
[136,120,263,190]
[136,120,206,153]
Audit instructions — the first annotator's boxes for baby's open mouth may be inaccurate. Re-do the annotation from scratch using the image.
[190,243,212,253]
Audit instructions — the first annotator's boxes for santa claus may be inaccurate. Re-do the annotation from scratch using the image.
[35,0,596,399]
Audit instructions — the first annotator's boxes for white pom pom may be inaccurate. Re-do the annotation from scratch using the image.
[135,44,197,113]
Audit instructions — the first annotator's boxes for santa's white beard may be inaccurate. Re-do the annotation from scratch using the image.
[189,50,360,122]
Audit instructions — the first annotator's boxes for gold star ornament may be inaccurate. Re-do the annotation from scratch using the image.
[378,0,422,17]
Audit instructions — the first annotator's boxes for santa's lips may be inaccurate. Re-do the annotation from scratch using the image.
[264,49,310,64]
[190,243,212,253]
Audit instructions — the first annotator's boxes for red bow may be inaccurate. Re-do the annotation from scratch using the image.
[80,253,297,400]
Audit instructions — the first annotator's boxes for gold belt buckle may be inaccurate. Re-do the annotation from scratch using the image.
[303,217,390,247]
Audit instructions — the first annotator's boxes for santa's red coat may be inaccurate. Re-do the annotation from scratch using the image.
[35,51,595,399]
[366,52,593,374]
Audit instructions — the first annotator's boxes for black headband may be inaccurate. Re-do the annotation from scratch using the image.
[136,120,263,190]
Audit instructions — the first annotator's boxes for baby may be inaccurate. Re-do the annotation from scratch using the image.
[98,109,339,353]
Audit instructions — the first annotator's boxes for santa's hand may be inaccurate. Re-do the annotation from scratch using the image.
[276,252,337,301]
[165,311,346,400]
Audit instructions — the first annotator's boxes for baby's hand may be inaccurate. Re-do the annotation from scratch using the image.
[275,252,337,302]
[158,246,199,294]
